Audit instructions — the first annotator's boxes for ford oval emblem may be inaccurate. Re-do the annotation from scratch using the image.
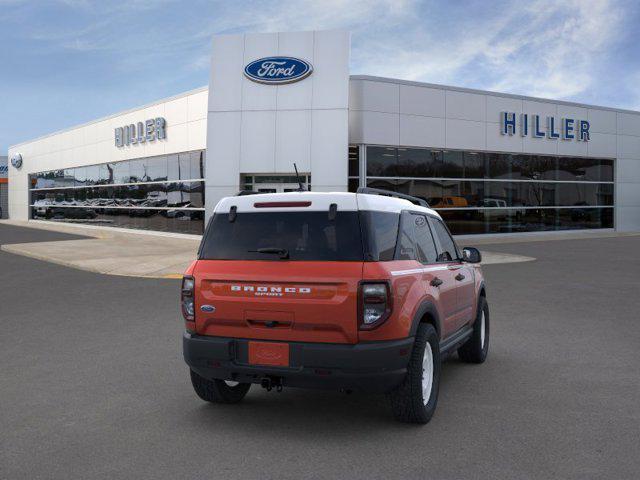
[244,56,313,85]
[10,153,23,169]
[200,305,215,313]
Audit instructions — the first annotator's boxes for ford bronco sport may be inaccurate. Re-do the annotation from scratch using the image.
[182,188,488,424]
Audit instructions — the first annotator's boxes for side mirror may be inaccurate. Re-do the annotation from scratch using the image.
[462,247,482,263]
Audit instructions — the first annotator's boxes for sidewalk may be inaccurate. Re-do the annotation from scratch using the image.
[0,220,200,278]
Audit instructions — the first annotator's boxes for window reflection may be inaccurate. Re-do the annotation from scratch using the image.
[366,147,397,177]
[128,159,147,183]
[441,151,463,177]
[375,179,615,209]
[85,165,100,185]
[367,147,613,183]
[348,146,360,177]
[396,148,441,177]
[431,207,614,235]
[112,161,130,184]
[364,146,614,234]
[147,155,168,182]
[191,150,205,180]
[28,151,206,234]
[397,179,444,204]
[31,206,204,235]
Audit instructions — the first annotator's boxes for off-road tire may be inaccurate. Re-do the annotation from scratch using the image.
[389,323,441,424]
[458,296,489,363]
[190,369,251,404]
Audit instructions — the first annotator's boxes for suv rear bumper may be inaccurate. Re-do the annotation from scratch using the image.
[183,332,414,393]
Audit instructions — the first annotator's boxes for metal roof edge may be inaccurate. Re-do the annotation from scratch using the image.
[349,75,640,116]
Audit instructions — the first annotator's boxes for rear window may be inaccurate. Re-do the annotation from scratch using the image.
[199,211,364,261]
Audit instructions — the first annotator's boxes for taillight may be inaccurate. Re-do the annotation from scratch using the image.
[181,276,195,322]
[359,282,392,330]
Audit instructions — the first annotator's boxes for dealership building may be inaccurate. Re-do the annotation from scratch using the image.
[7,30,640,236]
[0,156,7,219]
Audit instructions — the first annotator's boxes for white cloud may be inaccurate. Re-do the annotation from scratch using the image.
[626,71,640,111]
[346,0,625,102]
[8,0,633,105]
[484,0,623,99]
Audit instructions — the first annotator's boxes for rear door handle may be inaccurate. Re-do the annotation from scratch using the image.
[430,277,443,287]
[455,273,465,281]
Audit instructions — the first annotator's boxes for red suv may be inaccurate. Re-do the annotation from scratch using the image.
[182,188,489,424]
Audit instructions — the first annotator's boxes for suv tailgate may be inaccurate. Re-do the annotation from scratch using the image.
[194,260,363,344]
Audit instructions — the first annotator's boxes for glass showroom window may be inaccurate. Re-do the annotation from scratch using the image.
[348,145,360,193]
[28,150,206,235]
[360,146,614,235]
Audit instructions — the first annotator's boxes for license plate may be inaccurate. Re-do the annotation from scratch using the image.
[248,341,290,367]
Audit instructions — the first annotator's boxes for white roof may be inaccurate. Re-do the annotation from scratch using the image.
[214,191,440,217]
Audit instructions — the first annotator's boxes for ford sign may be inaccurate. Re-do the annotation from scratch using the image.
[10,153,23,169]
[244,57,313,85]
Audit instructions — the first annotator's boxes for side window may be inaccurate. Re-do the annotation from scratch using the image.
[430,217,459,262]
[413,214,438,264]
[360,211,400,261]
[396,212,417,260]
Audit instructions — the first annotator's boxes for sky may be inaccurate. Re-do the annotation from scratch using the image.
[1,0,639,153]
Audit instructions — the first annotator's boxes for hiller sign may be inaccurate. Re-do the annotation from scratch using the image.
[115,117,166,147]
[500,112,590,141]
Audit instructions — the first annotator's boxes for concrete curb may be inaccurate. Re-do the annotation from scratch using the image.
[0,242,185,279]
[0,219,202,241]
[480,251,536,265]
[0,220,199,278]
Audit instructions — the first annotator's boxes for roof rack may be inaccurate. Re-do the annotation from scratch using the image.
[357,187,430,208]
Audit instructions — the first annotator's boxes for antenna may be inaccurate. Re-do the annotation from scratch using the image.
[293,163,306,191]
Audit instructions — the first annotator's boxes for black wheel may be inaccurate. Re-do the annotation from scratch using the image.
[190,369,251,404]
[458,296,489,363]
[389,323,441,424]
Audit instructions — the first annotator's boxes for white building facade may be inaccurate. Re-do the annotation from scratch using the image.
[7,30,640,235]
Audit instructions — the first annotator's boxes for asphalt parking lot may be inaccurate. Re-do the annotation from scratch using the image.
[1,224,639,480]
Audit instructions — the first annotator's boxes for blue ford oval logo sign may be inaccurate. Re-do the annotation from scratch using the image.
[244,57,313,85]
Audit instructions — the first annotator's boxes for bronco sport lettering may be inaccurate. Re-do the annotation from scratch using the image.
[230,285,311,295]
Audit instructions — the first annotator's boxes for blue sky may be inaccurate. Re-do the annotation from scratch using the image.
[2,0,639,153]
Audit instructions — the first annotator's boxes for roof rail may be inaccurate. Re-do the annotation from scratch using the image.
[236,190,260,196]
[357,187,430,208]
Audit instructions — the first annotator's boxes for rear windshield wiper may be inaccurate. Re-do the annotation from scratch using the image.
[248,247,290,260]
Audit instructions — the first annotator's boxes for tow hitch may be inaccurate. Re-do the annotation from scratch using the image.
[260,376,283,392]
